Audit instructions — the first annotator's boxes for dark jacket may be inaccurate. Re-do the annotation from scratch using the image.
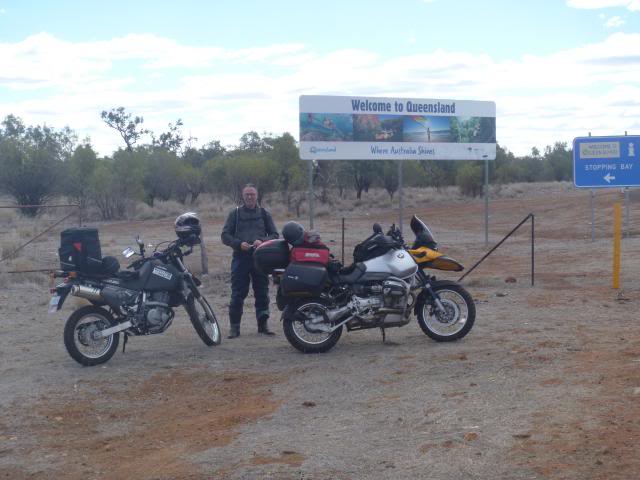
[221,205,278,252]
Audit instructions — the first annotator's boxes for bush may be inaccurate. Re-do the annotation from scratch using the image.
[456,163,484,197]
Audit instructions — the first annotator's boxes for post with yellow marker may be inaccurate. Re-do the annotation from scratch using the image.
[613,202,621,289]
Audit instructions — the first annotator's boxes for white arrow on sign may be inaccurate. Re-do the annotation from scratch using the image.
[604,173,616,183]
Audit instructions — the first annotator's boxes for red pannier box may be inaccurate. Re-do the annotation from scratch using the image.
[290,246,330,265]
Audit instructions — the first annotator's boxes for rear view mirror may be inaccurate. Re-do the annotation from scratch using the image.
[373,223,383,234]
[122,247,135,258]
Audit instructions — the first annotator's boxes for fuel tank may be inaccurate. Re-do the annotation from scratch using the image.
[137,260,180,291]
[362,249,417,278]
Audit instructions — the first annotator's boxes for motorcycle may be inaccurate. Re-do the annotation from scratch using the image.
[49,215,221,366]
[255,215,475,353]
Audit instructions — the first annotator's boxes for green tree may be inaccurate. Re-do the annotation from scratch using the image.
[100,107,148,151]
[0,116,75,216]
[152,119,184,154]
[456,162,483,197]
[64,143,98,210]
[380,161,399,201]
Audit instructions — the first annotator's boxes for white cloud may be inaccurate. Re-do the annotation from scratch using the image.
[2,32,640,156]
[0,8,6,14]
[567,0,640,11]
[605,15,626,26]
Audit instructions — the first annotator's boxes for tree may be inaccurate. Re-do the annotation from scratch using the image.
[238,131,271,153]
[64,143,98,210]
[100,107,148,151]
[380,161,399,201]
[456,162,483,197]
[268,133,305,211]
[0,116,74,216]
[152,119,184,153]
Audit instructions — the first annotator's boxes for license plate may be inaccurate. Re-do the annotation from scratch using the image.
[48,295,60,314]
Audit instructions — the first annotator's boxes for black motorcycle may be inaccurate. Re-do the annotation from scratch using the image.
[49,213,221,366]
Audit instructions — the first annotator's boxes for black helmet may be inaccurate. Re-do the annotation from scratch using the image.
[175,212,201,245]
[282,221,305,246]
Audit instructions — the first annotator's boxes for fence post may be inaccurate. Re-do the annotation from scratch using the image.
[341,217,345,265]
[200,234,209,276]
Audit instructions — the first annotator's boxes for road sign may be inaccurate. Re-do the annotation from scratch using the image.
[573,135,640,188]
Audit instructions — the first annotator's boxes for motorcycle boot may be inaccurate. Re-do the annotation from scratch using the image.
[228,324,240,339]
[257,314,275,336]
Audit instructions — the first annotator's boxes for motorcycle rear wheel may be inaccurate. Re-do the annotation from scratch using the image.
[417,283,476,342]
[283,298,342,353]
[64,305,120,366]
[185,294,221,346]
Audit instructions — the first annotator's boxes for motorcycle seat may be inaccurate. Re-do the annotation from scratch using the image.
[116,270,140,280]
[337,262,366,283]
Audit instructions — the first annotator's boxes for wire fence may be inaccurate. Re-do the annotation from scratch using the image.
[0,204,81,273]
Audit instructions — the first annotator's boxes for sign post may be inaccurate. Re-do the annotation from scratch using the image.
[300,95,496,231]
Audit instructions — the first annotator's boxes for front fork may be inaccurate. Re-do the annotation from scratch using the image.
[416,270,446,313]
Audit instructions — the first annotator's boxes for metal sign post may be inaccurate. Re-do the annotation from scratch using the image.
[398,161,404,233]
[308,160,315,230]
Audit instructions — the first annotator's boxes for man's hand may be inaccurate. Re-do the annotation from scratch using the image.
[253,240,263,248]
[240,242,252,251]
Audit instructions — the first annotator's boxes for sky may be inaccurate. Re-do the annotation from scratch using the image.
[1,0,640,157]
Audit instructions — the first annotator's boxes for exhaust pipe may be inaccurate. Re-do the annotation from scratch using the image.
[326,304,352,322]
[70,284,103,302]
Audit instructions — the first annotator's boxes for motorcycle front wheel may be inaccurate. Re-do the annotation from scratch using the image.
[63,305,120,366]
[416,282,476,342]
[283,298,342,353]
[185,294,221,346]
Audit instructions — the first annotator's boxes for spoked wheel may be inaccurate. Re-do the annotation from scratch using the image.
[417,282,476,342]
[283,299,342,353]
[63,305,120,366]
[186,294,221,346]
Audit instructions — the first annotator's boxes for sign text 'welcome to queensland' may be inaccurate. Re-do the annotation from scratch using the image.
[299,95,496,161]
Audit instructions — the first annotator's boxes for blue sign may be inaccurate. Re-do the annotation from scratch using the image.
[573,136,640,188]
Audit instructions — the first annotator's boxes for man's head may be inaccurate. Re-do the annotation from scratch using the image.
[242,184,258,209]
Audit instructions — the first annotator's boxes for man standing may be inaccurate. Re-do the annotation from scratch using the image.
[221,184,279,338]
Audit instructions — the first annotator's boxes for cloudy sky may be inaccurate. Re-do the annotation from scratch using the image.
[1,0,639,156]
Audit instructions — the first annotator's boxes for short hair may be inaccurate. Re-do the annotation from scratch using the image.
[242,183,257,192]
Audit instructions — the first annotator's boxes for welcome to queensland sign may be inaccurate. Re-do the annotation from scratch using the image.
[299,95,496,160]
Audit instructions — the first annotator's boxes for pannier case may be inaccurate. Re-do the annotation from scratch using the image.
[280,262,328,297]
[290,247,330,265]
[59,227,103,273]
[254,239,290,274]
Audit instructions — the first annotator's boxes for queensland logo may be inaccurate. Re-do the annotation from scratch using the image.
[152,267,173,280]
[310,146,337,154]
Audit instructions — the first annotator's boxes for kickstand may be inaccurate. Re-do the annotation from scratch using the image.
[122,332,129,353]
[380,327,386,343]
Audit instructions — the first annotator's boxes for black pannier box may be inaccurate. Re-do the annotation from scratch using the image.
[281,262,328,297]
[254,239,290,274]
[59,227,103,273]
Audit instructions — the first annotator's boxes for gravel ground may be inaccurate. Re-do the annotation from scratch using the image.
[1,186,640,479]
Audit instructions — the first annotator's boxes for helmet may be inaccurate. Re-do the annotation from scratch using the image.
[282,221,305,246]
[175,212,201,245]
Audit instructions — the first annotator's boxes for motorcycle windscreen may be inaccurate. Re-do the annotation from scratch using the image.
[410,215,437,249]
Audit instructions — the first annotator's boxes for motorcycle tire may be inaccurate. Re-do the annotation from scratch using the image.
[416,282,476,342]
[63,305,120,366]
[185,294,221,346]
[283,298,342,353]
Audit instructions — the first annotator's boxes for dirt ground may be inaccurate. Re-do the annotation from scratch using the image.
[1,184,640,479]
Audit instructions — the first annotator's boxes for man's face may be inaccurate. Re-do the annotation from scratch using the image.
[242,187,258,208]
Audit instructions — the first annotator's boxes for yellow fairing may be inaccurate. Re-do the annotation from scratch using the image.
[408,247,464,272]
